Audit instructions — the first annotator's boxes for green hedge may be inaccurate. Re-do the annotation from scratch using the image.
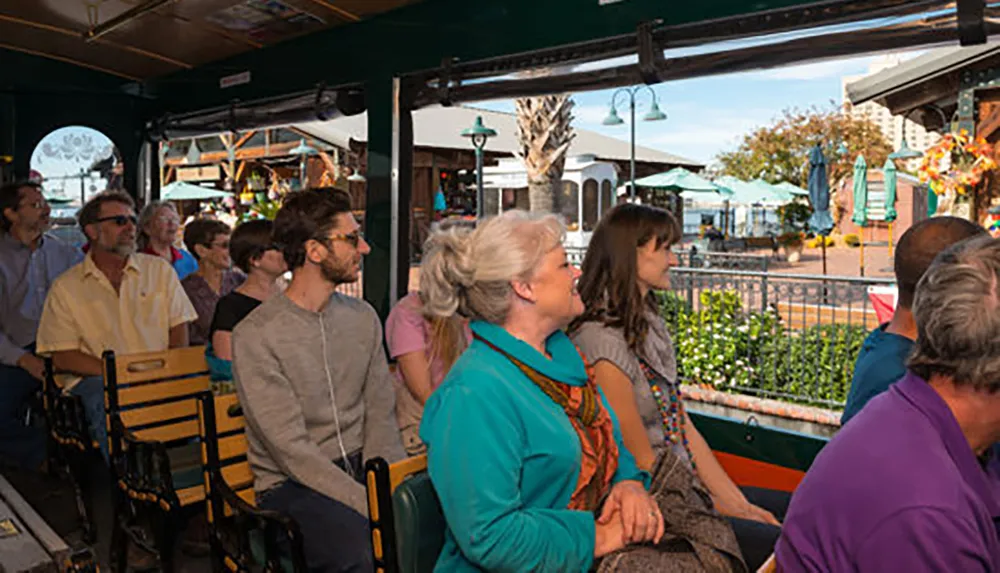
[659,290,867,406]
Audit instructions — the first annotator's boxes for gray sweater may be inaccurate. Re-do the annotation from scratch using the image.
[232,292,405,515]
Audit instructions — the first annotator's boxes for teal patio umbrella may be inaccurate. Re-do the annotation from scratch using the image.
[775,181,810,197]
[808,144,834,275]
[634,167,734,197]
[852,155,868,276]
[927,187,938,217]
[883,158,898,257]
[161,181,232,201]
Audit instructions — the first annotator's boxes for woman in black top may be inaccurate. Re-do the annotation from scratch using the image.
[207,219,287,382]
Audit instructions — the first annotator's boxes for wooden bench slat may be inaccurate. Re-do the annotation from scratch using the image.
[133,419,200,443]
[214,394,245,433]
[217,434,248,463]
[112,347,210,384]
[177,486,205,506]
[120,399,198,429]
[117,376,210,407]
[221,462,253,490]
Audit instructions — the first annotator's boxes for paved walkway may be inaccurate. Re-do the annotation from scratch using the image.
[758,245,894,279]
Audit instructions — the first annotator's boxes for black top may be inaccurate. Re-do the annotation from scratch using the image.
[209,291,263,339]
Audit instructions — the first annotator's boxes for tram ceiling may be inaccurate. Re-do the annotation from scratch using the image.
[144,0,987,117]
[0,0,422,81]
[414,2,1000,107]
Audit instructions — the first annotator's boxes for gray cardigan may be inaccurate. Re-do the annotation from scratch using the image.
[572,311,682,462]
[232,292,405,515]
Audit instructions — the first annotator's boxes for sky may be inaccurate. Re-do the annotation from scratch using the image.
[473,53,906,167]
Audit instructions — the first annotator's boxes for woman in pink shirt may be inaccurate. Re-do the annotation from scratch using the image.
[386,290,469,454]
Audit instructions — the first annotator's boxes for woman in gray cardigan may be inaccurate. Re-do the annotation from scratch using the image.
[569,203,790,571]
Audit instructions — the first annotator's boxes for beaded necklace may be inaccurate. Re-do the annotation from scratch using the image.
[637,356,694,469]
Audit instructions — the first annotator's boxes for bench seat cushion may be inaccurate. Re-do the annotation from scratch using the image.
[393,471,446,573]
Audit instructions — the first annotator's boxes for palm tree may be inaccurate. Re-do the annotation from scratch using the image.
[514,95,575,213]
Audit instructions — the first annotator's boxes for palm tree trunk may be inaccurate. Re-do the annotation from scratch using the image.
[515,95,575,213]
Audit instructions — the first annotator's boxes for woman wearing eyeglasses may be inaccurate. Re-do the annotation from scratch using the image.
[206,220,287,388]
[138,201,198,280]
[181,219,244,346]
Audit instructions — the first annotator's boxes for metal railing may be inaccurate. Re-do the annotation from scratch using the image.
[663,268,895,408]
[565,245,771,272]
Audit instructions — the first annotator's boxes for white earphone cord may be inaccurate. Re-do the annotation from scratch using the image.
[319,317,353,479]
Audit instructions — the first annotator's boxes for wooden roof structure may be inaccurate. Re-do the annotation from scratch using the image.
[0,0,420,81]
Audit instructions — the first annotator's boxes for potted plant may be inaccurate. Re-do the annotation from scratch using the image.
[777,231,805,263]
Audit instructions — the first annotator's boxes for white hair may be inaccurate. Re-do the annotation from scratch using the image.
[420,210,565,324]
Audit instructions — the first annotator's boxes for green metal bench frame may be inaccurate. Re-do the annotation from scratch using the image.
[197,393,307,573]
[365,455,445,573]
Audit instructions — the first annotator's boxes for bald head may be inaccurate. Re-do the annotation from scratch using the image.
[895,216,987,308]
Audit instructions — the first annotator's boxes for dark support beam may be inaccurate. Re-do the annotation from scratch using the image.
[363,77,412,321]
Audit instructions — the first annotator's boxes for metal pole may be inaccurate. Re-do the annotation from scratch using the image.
[79,169,85,205]
[629,93,636,201]
[475,145,484,220]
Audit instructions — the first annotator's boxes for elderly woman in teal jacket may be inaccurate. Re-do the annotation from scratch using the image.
[418,211,666,572]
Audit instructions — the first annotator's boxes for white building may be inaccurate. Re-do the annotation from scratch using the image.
[841,53,940,167]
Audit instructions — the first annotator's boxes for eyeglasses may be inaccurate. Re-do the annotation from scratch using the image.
[211,240,230,250]
[18,199,48,210]
[321,231,364,248]
[95,215,138,227]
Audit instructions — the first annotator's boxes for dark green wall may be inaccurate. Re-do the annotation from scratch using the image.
[0,48,148,194]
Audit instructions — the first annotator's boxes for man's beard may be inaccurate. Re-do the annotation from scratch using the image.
[319,255,358,285]
[96,237,136,258]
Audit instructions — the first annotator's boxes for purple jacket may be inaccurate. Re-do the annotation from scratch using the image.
[777,372,1000,572]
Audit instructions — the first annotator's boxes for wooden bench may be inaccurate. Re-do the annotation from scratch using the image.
[366,455,445,573]
[103,347,212,573]
[42,357,99,544]
[197,392,307,573]
[773,301,880,331]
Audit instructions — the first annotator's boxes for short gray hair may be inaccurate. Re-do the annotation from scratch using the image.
[420,210,565,324]
[908,235,1000,391]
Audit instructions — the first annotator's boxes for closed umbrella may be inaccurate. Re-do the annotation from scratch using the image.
[883,158,898,257]
[808,145,834,275]
[927,187,938,218]
[852,155,869,276]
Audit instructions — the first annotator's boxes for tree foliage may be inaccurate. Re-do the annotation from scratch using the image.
[716,103,893,187]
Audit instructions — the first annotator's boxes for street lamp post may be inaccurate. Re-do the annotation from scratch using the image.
[603,86,667,201]
[289,139,319,190]
[461,116,497,220]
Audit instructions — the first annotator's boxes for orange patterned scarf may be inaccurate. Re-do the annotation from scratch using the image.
[476,334,619,512]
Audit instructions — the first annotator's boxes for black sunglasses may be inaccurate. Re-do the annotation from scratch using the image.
[94,215,138,227]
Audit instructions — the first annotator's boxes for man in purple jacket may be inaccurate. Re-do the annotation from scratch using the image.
[777,235,1000,572]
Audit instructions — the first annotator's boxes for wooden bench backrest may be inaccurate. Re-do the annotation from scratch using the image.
[104,347,211,447]
[198,393,254,521]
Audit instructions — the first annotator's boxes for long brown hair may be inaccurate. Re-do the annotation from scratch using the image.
[569,203,681,354]
[425,313,469,372]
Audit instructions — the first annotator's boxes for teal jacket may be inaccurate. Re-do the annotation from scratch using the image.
[420,321,650,572]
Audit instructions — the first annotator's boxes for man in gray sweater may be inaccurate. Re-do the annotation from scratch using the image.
[232,189,405,572]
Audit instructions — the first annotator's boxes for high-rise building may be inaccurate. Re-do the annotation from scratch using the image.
[842,53,940,168]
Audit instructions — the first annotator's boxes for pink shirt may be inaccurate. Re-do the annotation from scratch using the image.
[385,292,469,390]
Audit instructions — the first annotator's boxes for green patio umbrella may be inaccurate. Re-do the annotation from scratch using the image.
[851,155,868,226]
[927,187,938,217]
[883,158,898,258]
[161,181,232,201]
[43,193,74,205]
[775,181,810,197]
[882,158,898,223]
[852,155,868,276]
[633,167,734,197]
